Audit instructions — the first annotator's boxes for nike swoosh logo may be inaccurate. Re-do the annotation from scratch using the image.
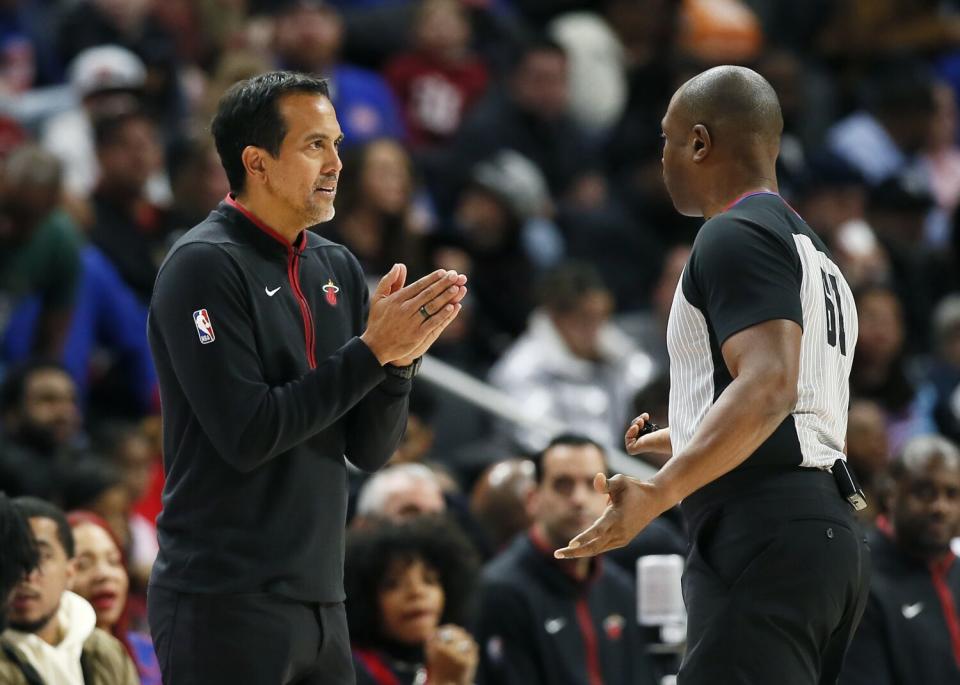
[265,286,281,296]
[902,602,923,619]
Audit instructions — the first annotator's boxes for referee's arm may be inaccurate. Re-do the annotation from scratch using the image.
[556,318,800,558]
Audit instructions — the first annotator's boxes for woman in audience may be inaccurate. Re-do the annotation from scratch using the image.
[67,510,161,685]
[346,516,480,685]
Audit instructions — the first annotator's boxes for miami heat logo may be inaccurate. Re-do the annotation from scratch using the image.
[323,279,340,306]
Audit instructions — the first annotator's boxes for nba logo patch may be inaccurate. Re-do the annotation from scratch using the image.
[193,309,215,344]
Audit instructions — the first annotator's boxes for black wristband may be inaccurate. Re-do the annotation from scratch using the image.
[385,357,422,380]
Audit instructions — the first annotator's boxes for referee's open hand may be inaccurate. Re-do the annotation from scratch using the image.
[554,473,667,559]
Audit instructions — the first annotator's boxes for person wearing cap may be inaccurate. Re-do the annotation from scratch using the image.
[41,45,149,203]
[146,71,466,685]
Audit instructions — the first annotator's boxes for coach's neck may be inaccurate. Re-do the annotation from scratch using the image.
[236,186,307,244]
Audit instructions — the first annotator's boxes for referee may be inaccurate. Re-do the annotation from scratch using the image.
[146,72,466,684]
[556,66,870,684]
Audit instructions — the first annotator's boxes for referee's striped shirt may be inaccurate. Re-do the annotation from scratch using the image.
[667,191,858,508]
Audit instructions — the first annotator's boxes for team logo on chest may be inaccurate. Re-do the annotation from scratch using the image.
[323,279,340,306]
[192,309,215,344]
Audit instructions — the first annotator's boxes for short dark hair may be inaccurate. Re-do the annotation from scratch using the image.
[93,108,154,149]
[11,496,75,558]
[0,492,38,626]
[511,35,566,71]
[0,359,72,416]
[211,71,331,193]
[533,433,607,483]
[345,516,479,648]
[535,260,609,313]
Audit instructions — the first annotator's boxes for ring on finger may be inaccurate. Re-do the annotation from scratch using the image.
[419,304,431,320]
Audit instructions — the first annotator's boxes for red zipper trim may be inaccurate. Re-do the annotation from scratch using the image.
[930,555,960,668]
[353,648,402,685]
[289,249,317,369]
[224,195,316,369]
[575,598,604,685]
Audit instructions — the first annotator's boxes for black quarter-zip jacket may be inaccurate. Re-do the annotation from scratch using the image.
[147,195,410,603]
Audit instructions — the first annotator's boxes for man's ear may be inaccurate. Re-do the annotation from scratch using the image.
[692,124,711,163]
[241,146,269,186]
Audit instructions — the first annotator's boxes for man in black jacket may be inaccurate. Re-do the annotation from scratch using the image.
[473,434,658,685]
[841,435,960,685]
[146,71,467,685]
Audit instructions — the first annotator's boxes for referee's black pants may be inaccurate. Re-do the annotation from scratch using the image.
[678,469,871,685]
[147,585,355,685]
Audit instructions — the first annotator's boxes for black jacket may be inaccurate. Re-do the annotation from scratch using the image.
[474,530,658,685]
[841,528,960,685]
[147,196,410,602]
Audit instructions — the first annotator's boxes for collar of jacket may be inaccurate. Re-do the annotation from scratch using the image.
[221,193,307,256]
[525,526,602,595]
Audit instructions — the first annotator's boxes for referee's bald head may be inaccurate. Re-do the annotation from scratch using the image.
[672,65,783,154]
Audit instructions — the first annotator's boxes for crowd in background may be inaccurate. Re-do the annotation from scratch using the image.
[1,0,960,683]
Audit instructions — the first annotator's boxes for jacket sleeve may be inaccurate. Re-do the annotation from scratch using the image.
[838,594,894,685]
[342,259,410,472]
[150,242,388,473]
[473,581,544,685]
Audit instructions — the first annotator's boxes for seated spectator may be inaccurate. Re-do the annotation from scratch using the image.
[354,463,446,525]
[384,0,489,149]
[89,108,170,304]
[0,360,84,500]
[346,516,480,685]
[271,0,405,145]
[841,435,960,685]
[163,131,230,238]
[40,45,148,203]
[473,434,659,685]
[60,460,131,559]
[852,283,937,454]
[489,261,657,452]
[0,145,82,362]
[0,492,37,631]
[469,458,535,553]
[67,510,160,685]
[928,295,960,441]
[846,399,892,525]
[324,138,432,280]
[0,497,137,684]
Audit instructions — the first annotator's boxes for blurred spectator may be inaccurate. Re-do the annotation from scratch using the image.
[163,131,230,237]
[272,0,405,145]
[928,295,960,444]
[827,60,936,187]
[325,138,432,279]
[60,460,131,560]
[0,496,137,684]
[90,108,170,304]
[0,145,81,361]
[793,150,891,289]
[866,173,946,353]
[0,360,83,500]
[547,11,627,138]
[677,0,763,65]
[846,399,892,525]
[469,458,535,554]
[617,244,691,372]
[819,0,960,57]
[384,0,489,149]
[0,491,37,631]
[390,384,437,465]
[67,510,160,685]
[40,45,154,204]
[55,0,184,137]
[489,261,656,452]
[841,435,960,685]
[346,516,480,685]
[439,150,560,354]
[354,462,446,525]
[473,434,658,685]
[923,82,960,231]
[430,36,603,213]
[852,283,937,455]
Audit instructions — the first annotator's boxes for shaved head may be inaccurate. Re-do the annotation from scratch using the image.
[673,65,783,150]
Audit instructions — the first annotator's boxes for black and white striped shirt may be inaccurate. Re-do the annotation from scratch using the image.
[667,191,857,478]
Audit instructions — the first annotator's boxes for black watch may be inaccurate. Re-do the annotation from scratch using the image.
[385,357,422,380]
